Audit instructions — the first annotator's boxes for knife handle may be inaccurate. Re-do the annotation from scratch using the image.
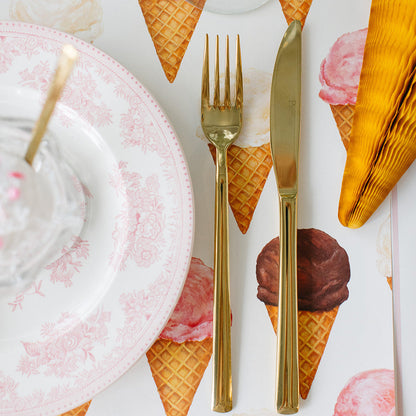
[212,147,232,413]
[276,195,299,414]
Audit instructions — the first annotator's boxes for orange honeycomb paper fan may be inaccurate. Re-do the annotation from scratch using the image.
[339,0,416,228]
[60,401,91,416]
[278,0,313,28]
[138,0,206,83]
[344,72,416,226]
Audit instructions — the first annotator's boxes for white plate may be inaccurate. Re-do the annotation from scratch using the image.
[0,21,194,415]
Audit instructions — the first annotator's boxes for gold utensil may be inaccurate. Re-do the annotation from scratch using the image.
[201,34,243,413]
[270,20,302,414]
[25,44,78,166]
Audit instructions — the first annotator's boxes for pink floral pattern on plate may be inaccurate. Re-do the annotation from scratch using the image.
[109,161,165,271]
[17,309,111,378]
[19,60,112,127]
[8,281,45,312]
[45,237,90,287]
[0,22,193,416]
[0,35,52,72]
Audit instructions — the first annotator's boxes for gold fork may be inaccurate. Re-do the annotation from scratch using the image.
[201,34,243,413]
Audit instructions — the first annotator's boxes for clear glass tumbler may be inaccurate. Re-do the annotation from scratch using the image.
[0,118,86,295]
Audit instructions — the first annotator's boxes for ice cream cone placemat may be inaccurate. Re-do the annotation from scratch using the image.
[146,257,214,416]
[319,28,367,151]
[256,229,350,399]
[255,224,395,413]
[199,68,273,234]
[138,0,206,83]
[278,0,313,28]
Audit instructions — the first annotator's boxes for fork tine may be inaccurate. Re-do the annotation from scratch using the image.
[235,35,243,109]
[214,35,220,107]
[224,35,231,108]
[201,34,210,109]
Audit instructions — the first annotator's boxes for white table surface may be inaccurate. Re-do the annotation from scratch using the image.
[1,0,409,415]
[392,167,416,416]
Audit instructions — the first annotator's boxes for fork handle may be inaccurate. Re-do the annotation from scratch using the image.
[212,146,232,413]
[276,195,299,414]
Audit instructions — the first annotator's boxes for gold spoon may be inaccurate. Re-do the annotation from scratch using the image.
[25,44,78,166]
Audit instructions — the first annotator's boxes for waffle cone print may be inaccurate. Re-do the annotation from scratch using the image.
[319,29,367,151]
[256,229,350,399]
[60,401,91,416]
[203,69,273,234]
[138,0,205,83]
[330,104,355,150]
[278,0,313,28]
[208,143,272,234]
[146,257,214,416]
[265,304,339,399]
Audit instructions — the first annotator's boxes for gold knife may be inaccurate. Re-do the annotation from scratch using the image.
[270,20,302,414]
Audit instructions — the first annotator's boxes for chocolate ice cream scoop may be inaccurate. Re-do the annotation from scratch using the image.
[256,228,350,312]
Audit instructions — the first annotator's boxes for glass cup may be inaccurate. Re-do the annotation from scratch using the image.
[0,118,86,296]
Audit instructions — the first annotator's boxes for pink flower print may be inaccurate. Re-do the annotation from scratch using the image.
[94,65,115,85]
[45,237,89,287]
[0,51,13,73]
[18,310,111,378]
[8,280,45,312]
[19,61,52,92]
[114,82,128,98]
[118,290,155,345]
[40,322,56,338]
[12,37,53,59]
[46,255,82,287]
[22,342,42,358]
[120,291,154,323]
[70,236,90,259]
[120,107,158,151]
[59,67,112,127]
[138,213,162,241]
[0,372,18,401]
[18,62,112,127]
[58,331,82,353]
[16,356,40,377]
[134,237,158,268]
[0,37,19,73]
[146,174,160,193]
[109,163,165,270]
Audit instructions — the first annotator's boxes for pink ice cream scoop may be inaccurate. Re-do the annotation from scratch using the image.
[333,369,395,416]
[319,28,368,105]
[160,257,214,343]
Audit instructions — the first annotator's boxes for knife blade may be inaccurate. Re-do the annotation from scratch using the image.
[270,20,302,415]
